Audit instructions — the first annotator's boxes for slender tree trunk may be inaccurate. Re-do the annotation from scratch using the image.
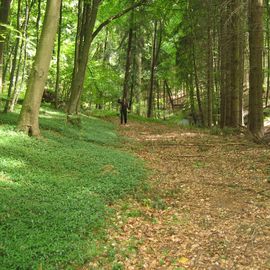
[230,0,240,127]
[165,80,174,109]
[67,0,100,118]
[4,0,21,113]
[220,1,227,128]
[0,0,11,110]
[10,0,34,112]
[225,1,232,126]
[147,20,158,118]
[238,1,245,125]
[17,0,61,136]
[207,13,213,128]
[55,0,63,108]
[122,8,134,100]
[191,41,204,126]
[36,0,41,46]
[135,38,142,115]
[266,0,270,107]
[248,0,264,138]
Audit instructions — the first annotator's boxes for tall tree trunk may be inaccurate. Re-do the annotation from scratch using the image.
[55,0,63,108]
[67,0,100,118]
[191,41,204,126]
[17,0,61,136]
[135,39,142,115]
[165,80,174,109]
[266,0,270,107]
[0,0,11,110]
[248,0,264,138]
[147,20,158,118]
[230,0,240,127]
[4,0,21,113]
[238,1,245,125]
[225,1,232,126]
[10,0,35,112]
[188,75,196,124]
[207,10,213,128]
[219,1,227,128]
[122,9,134,100]
[36,0,41,46]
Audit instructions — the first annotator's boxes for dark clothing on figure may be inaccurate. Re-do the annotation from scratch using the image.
[121,109,128,124]
[118,99,128,124]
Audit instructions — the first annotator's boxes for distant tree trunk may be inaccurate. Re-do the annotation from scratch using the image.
[17,0,61,136]
[266,0,270,107]
[220,1,227,128]
[165,80,174,109]
[230,0,240,127]
[55,0,63,108]
[188,75,196,124]
[67,0,100,118]
[4,0,21,113]
[238,1,245,125]
[206,12,213,128]
[10,0,35,112]
[135,40,142,115]
[122,9,134,100]
[225,1,232,126]
[9,1,30,112]
[0,0,11,106]
[191,41,204,126]
[248,0,264,139]
[147,21,158,118]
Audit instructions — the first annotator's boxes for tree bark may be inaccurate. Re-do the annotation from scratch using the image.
[230,0,240,127]
[67,0,100,117]
[147,20,158,118]
[219,0,227,128]
[17,0,61,136]
[122,8,134,100]
[248,0,264,138]
[207,8,213,128]
[4,0,21,113]
[266,0,270,107]
[0,0,11,109]
[55,0,63,108]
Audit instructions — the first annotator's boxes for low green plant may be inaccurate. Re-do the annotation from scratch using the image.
[0,108,146,269]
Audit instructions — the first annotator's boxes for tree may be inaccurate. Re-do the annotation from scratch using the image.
[248,0,264,139]
[17,0,61,136]
[0,0,12,105]
[67,0,149,120]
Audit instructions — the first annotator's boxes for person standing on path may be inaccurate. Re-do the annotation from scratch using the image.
[118,98,129,125]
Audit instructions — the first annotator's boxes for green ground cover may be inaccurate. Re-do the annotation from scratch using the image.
[0,107,146,269]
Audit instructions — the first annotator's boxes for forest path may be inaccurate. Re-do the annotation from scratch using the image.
[95,120,270,269]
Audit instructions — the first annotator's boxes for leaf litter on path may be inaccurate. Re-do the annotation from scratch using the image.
[86,120,270,270]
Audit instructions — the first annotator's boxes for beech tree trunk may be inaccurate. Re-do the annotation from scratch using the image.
[230,0,240,127]
[0,0,11,108]
[207,12,213,128]
[4,0,21,113]
[17,0,61,136]
[67,0,100,117]
[122,9,134,100]
[248,0,264,138]
[220,1,227,128]
[147,20,158,118]
[55,0,63,108]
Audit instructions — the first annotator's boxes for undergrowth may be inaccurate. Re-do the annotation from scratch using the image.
[0,107,146,269]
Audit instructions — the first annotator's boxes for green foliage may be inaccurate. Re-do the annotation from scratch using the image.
[0,108,146,269]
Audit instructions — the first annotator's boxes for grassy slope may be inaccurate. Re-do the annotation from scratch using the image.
[0,107,146,270]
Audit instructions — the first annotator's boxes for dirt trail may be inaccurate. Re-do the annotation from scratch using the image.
[96,120,270,269]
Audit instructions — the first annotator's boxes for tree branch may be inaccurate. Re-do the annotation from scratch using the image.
[92,0,150,40]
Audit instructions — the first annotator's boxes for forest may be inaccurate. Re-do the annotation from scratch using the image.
[0,0,270,269]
